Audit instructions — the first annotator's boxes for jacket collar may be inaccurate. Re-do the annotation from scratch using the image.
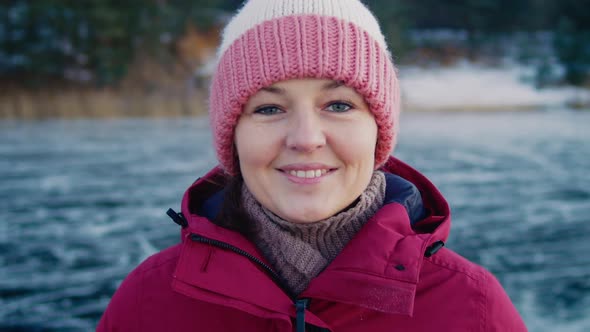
[173,156,451,317]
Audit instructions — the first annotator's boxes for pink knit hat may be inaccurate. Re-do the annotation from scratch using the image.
[209,0,400,175]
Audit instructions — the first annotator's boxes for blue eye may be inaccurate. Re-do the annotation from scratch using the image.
[326,102,352,113]
[254,106,282,115]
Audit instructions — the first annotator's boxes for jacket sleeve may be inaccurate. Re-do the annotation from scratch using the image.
[96,268,142,332]
[484,271,528,332]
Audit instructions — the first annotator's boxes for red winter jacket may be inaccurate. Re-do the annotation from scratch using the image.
[98,157,527,331]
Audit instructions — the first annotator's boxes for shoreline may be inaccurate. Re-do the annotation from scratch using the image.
[1,64,589,120]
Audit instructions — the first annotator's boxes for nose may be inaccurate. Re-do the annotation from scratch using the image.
[285,108,326,153]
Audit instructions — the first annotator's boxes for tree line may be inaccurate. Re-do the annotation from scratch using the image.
[1,0,589,88]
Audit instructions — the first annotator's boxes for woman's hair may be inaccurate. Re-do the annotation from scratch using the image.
[214,174,256,239]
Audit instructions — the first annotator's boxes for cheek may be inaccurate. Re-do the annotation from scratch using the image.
[235,122,279,169]
[332,121,377,164]
[235,133,256,172]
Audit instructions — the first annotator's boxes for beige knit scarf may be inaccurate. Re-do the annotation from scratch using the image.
[242,171,386,296]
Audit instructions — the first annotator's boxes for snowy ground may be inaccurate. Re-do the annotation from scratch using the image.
[399,62,590,112]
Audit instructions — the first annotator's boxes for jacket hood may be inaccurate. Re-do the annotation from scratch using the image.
[180,156,451,244]
[173,156,451,318]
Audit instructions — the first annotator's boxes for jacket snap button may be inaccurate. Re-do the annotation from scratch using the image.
[395,264,405,271]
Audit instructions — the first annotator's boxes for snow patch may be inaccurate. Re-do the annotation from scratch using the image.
[400,62,590,111]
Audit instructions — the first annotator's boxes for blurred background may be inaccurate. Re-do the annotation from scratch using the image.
[1,0,589,331]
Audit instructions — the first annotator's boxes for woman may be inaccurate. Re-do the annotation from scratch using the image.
[98,0,527,331]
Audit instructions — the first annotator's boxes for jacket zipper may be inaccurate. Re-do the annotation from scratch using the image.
[295,298,310,332]
[190,233,328,331]
[190,233,295,299]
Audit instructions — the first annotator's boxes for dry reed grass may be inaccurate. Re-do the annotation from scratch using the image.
[0,23,217,120]
[0,89,208,119]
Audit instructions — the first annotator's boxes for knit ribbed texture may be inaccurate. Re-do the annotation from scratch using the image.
[209,0,400,175]
[217,0,389,57]
[242,171,386,296]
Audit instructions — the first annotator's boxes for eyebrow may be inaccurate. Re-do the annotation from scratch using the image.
[260,80,345,94]
[260,86,285,94]
[322,80,345,90]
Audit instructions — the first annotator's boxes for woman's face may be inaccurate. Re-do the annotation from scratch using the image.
[235,78,378,224]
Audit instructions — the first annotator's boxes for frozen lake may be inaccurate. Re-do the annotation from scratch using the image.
[1,110,589,331]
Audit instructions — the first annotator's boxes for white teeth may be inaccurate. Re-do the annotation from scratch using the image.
[288,169,328,178]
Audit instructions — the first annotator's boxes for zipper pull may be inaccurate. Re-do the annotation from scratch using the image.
[166,208,188,228]
[295,298,310,332]
[425,240,445,257]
